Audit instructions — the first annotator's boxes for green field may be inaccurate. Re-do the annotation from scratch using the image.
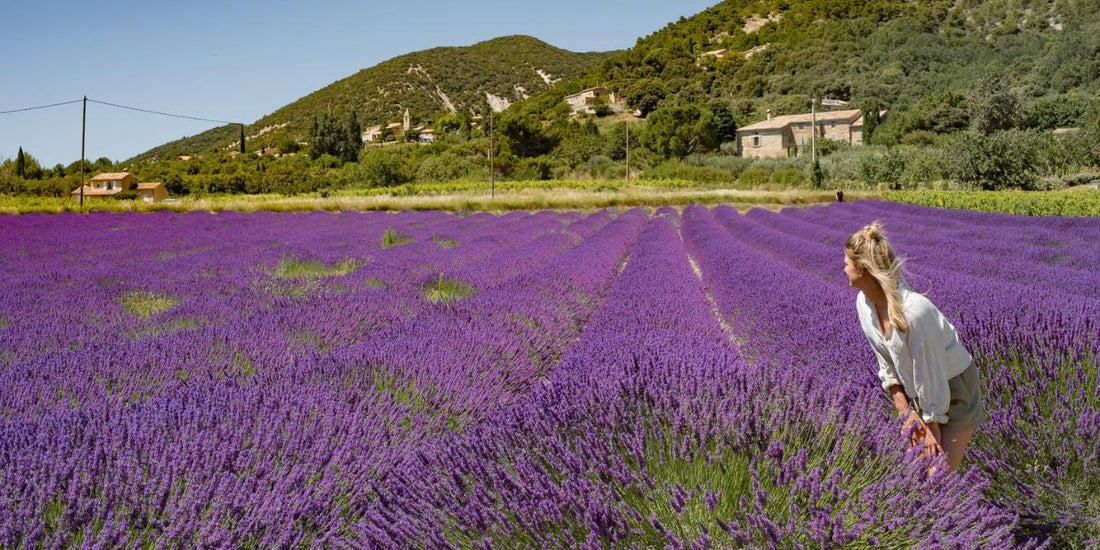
[2,181,1098,216]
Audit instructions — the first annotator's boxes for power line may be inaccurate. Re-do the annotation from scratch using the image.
[87,98,241,126]
[1,97,242,127]
[0,99,83,115]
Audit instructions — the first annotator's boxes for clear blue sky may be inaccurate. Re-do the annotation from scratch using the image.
[1,0,716,166]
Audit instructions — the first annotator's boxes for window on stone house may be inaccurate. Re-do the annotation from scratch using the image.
[752,134,760,147]
[798,123,804,130]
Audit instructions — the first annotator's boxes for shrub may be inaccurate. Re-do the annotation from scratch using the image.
[416,153,479,183]
[345,150,413,188]
[773,168,806,187]
[554,132,605,168]
[897,146,953,189]
[420,274,476,303]
[821,146,878,187]
[737,167,770,187]
[382,228,414,249]
[815,138,851,156]
[946,130,1045,190]
[899,130,939,146]
[276,138,300,155]
[510,157,558,181]
[585,155,616,179]
[860,147,910,189]
[273,257,360,279]
[1025,95,1091,130]
[682,154,752,178]
[645,159,730,184]
[119,291,178,320]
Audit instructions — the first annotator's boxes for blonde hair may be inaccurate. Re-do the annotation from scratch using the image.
[846,221,909,333]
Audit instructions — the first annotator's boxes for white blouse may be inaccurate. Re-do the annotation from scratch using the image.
[856,285,972,424]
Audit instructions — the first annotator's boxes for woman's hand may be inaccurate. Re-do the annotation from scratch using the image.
[901,409,925,448]
[902,410,944,453]
[888,385,909,417]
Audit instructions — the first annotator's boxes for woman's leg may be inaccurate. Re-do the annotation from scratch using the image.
[939,424,975,471]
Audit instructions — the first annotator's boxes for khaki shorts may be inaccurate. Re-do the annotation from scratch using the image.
[943,361,986,431]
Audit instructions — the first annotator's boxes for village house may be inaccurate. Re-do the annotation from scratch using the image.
[70,172,168,202]
[361,124,384,143]
[362,109,435,145]
[416,128,436,144]
[70,172,134,199]
[564,87,623,115]
[135,182,168,202]
[736,108,866,158]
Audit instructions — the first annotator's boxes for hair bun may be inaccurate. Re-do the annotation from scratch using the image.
[865,222,882,241]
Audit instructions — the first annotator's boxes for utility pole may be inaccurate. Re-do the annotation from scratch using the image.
[625,124,630,182]
[811,95,817,165]
[80,95,87,210]
[489,109,495,198]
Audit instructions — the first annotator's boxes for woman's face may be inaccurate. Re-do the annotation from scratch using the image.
[844,254,863,288]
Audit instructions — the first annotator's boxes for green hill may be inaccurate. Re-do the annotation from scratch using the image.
[132,35,615,160]
[594,0,1099,128]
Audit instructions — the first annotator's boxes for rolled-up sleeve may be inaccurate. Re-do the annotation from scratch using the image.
[857,293,903,392]
[911,311,951,424]
[875,347,902,391]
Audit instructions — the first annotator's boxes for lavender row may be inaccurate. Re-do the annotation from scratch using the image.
[779,201,1099,296]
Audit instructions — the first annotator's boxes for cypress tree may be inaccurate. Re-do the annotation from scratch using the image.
[344,112,362,162]
[811,158,824,189]
[15,147,25,179]
[862,103,879,144]
[239,125,246,154]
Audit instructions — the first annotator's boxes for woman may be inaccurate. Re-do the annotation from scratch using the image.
[843,222,985,471]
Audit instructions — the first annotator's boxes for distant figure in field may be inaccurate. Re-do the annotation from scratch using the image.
[843,222,985,472]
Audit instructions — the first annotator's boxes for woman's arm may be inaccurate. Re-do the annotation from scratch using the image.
[887,385,909,417]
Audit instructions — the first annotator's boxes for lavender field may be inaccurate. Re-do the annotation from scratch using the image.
[0,203,1097,548]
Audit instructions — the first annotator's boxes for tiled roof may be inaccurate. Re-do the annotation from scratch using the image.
[564,87,609,100]
[70,185,122,196]
[90,172,131,181]
[136,182,163,190]
[739,109,863,132]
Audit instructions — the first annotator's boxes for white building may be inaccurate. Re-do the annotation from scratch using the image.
[564,87,623,115]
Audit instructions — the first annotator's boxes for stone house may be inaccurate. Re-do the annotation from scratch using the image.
[70,172,168,202]
[564,87,622,115]
[737,108,865,158]
[135,182,168,202]
[70,172,134,199]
